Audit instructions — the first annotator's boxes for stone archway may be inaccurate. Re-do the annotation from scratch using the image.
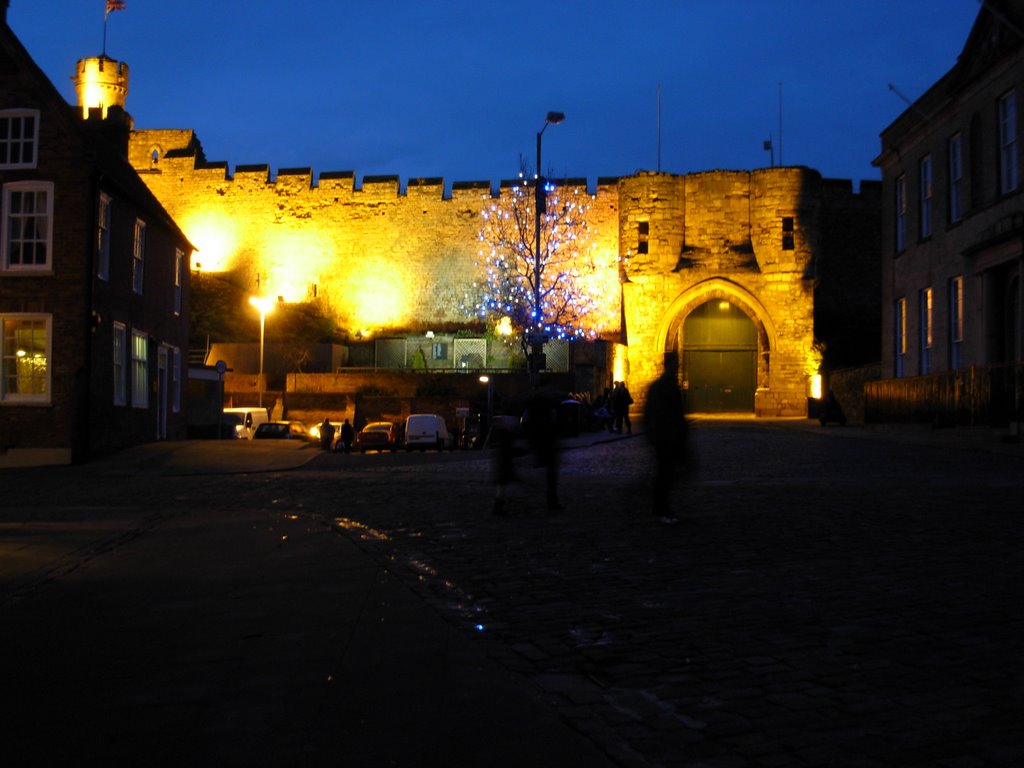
[655,278,779,412]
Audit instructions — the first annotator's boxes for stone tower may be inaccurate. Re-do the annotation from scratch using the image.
[73,55,129,119]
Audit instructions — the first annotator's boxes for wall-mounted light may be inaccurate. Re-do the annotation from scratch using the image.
[809,374,822,400]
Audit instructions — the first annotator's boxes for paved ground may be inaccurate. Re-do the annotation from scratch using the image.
[1,419,1022,766]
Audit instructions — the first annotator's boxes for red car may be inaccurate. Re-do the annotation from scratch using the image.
[354,421,398,453]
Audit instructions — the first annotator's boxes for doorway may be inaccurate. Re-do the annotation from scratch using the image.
[682,300,757,412]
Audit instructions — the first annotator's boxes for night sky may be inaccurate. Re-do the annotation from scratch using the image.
[10,1,981,189]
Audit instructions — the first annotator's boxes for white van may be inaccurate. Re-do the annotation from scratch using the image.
[222,407,269,440]
[404,413,454,451]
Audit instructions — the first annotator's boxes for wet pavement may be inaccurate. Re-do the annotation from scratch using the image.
[1,419,1022,766]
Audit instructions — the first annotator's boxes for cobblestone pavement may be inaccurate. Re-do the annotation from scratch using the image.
[2,421,1021,767]
[286,421,1024,768]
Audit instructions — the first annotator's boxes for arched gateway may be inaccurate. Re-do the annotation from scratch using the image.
[619,171,819,418]
[657,279,777,413]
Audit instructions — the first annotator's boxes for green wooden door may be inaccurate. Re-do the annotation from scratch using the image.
[682,301,757,413]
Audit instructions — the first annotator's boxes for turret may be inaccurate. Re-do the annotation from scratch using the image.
[73,55,129,119]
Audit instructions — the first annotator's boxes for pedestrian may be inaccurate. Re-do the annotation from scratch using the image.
[644,353,689,525]
[491,416,517,516]
[319,416,335,451]
[612,381,633,434]
[339,419,355,453]
[521,390,563,512]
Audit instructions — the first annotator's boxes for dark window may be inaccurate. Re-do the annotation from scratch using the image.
[637,221,649,254]
[782,217,795,250]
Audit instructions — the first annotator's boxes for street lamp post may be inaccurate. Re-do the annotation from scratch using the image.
[249,296,275,409]
[530,110,565,385]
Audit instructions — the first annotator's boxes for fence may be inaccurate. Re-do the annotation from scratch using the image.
[864,362,1023,427]
[354,336,570,373]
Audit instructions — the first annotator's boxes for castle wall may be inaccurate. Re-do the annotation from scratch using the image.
[128,129,875,417]
[130,129,621,337]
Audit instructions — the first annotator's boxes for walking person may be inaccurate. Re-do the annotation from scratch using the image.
[644,353,689,525]
[522,390,563,512]
[339,419,355,453]
[612,381,633,434]
[318,417,335,452]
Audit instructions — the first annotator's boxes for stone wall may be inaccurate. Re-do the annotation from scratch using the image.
[130,129,877,418]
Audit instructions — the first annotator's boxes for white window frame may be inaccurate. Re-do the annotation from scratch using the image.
[999,90,1018,195]
[895,297,907,378]
[948,134,962,224]
[174,248,183,315]
[97,193,112,281]
[949,276,964,371]
[919,155,932,238]
[895,174,907,252]
[1,313,51,404]
[920,287,933,375]
[2,181,54,272]
[131,329,149,408]
[0,109,40,169]
[113,321,127,406]
[132,219,146,294]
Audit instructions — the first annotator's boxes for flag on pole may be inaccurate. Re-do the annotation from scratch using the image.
[105,0,125,18]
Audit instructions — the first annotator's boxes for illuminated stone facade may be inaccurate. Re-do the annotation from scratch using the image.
[78,57,877,417]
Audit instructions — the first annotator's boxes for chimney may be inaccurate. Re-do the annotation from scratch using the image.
[2,1,9,25]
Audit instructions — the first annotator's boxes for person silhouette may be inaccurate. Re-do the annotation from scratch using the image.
[644,352,689,525]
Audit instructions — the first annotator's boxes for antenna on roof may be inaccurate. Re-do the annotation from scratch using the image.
[888,83,933,122]
[656,84,662,173]
[777,82,783,166]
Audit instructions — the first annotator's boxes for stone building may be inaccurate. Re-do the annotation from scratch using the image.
[0,6,192,467]
[19,33,874,421]
[874,0,1023,383]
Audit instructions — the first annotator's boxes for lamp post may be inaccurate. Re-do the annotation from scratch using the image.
[478,374,494,441]
[249,296,275,409]
[530,110,565,385]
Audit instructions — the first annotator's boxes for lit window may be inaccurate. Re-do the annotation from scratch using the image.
[174,248,183,315]
[2,181,53,271]
[919,155,932,238]
[948,134,962,223]
[920,287,933,375]
[113,321,127,406]
[895,175,907,252]
[0,109,39,169]
[895,297,907,378]
[97,193,112,280]
[949,276,964,370]
[132,219,146,294]
[1,314,50,403]
[131,329,148,408]
[998,90,1018,195]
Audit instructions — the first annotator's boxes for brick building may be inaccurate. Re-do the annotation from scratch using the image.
[0,6,192,467]
[874,0,1023,385]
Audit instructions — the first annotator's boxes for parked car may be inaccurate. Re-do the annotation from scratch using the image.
[403,413,454,451]
[354,421,398,453]
[253,421,312,441]
[222,407,269,440]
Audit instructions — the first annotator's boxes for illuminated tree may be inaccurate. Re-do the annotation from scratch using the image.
[474,172,613,357]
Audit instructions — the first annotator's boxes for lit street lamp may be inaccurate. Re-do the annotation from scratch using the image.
[531,110,565,384]
[248,296,275,409]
